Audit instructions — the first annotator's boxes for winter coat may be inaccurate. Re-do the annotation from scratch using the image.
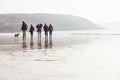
[21,22,28,31]
[43,25,48,32]
[48,25,53,31]
[36,24,42,32]
[29,26,34,32]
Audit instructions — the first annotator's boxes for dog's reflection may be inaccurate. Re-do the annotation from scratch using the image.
[14,37,19,44]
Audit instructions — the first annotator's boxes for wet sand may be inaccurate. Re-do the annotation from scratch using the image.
[0,31,120,80]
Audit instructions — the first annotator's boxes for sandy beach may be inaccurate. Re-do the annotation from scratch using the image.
[0,30,120,80]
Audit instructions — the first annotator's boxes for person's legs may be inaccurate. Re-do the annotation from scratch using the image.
[50,31,52,37]
[46,31,48,36]
[45,32,46,36]
[24,31,26,38]
[49,31,52,37]
[40,31,41,38]
[23,30,26,40]
[45,31,48,40]
[22,31,24,38]
[37,32,39,38]
[38,31,41,38]
[23,30,25,39]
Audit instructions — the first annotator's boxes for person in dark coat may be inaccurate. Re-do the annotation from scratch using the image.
[48,24,53,37]
[29,24,34,39]
[43,23,48,37]
[21,21,28,39]
[36,24,43,38]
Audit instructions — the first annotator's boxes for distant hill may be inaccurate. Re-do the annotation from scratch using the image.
[0,13,102,32]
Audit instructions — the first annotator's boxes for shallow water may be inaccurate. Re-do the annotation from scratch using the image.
[0,31,120,80]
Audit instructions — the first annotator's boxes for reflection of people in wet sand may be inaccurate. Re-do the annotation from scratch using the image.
[49,37,52,48]
[44,36,48,48]
[37,36,42,49]
[22,39,27,49]
[30,38,34,49]
[44,37,53,49]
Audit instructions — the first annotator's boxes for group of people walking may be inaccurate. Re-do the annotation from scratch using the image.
[21,21,53,40]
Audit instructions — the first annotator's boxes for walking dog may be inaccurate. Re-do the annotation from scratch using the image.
[14,33,20,37]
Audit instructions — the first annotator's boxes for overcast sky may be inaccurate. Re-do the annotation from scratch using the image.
[0,0,120,24]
